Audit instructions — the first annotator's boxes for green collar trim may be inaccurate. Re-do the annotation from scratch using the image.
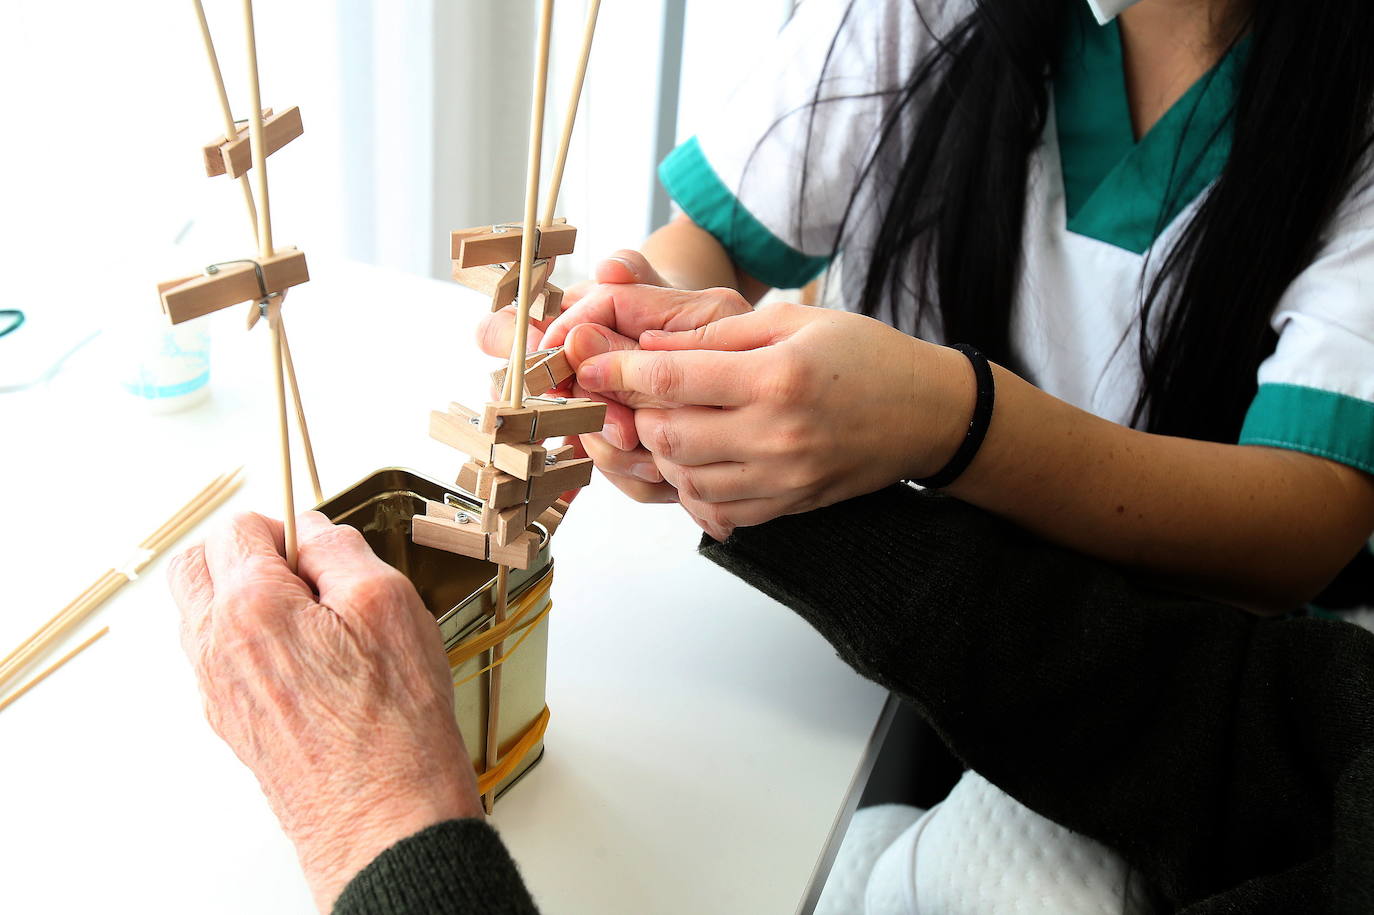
[658,136,830,290]
[1054,7,1249,254]
[1239,383,1374,476]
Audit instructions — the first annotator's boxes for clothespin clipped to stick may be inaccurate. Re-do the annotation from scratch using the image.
[158,249,309,325]
[491,347,573,400]
[451,219,575,269]
[202,106,303,179]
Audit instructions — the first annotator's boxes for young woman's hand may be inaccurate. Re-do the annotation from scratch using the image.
[169,512,482,912]
[473,250,676,503]
[575,296,973,540]
[546,282,755,507]
[474,250,669,360]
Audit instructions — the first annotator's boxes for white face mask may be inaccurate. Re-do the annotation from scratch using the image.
[1085,0,1145,25]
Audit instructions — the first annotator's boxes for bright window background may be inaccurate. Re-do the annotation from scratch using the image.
[0,1,795,334]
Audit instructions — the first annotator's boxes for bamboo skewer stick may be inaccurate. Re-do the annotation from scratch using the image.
[485,0,555,813]
[0,470,243,694]
[191,0,260,244]
[483,565,511,814]
[0,572,118,672]
[191,0,323,504]
[539,0,602,230]
[278,320,322,503]
[242,0,273,259]
[268,306,298,571]
[0,468,239,677]
[504,0,555,411]
[0,628,110,715]
[241,0,297,569]
[0,471,242,688]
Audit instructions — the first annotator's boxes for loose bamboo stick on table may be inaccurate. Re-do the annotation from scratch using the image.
[0,572,115,671]
[0,466,237,679]
[0,627,110,715]
[0,469,243,695]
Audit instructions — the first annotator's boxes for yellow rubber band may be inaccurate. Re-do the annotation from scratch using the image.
[451,572,556,800]
[451,599,555,689]
[447,573,553,667]
[475,704,551,795]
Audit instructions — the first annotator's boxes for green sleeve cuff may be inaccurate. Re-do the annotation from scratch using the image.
[658,136,831,290]
[1239,383,1374,475]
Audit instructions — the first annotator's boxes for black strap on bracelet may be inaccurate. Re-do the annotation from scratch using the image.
[912,343,995,489]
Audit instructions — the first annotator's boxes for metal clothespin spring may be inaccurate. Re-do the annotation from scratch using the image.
[442,495,473,524]
[206,258,280,319]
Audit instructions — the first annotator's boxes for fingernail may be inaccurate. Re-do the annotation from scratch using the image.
[630,462,662,483]
[640,329,667,341]
[575,325,614,357]
[607,256,639,279]
[600,423,623,449]
[579,361,606,390]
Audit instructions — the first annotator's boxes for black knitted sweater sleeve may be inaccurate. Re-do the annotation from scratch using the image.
[699,484,1374,915]
[333,819,539,915]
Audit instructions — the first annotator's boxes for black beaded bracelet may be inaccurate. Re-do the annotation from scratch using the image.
[912,344,995,489]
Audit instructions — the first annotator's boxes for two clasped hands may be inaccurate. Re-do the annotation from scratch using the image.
[482,249,968,542]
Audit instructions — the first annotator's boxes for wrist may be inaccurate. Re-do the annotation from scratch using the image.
[907,341,977,481]
[293,781,483,911]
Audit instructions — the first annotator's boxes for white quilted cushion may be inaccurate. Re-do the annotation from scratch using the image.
[864,771,1157,914]
[817,804,925,915]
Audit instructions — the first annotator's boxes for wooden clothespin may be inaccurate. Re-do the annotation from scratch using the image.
[430,406,549,480]
[451,219,576,269]
[202,106,303,179]
[413,500,540,568]
[158,249,309,325]
[536,499,571,537]
[479,397,606,443]
[491,346,573,399]
[452,257,556,315]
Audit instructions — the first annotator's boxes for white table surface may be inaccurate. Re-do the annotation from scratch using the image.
[0,260,889,914]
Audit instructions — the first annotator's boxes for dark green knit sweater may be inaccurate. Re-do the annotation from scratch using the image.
[333,819,538,914]
[336,485,1374,914]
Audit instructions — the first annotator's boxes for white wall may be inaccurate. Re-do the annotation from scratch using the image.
[0,1,347,324]
[0,0,797,324]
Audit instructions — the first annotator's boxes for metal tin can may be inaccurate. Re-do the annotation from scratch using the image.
[317,468,553,799]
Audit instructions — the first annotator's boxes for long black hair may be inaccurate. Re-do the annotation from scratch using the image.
[811,0,1374,442]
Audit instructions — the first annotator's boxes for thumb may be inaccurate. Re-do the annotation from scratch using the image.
[638,307,786,352]
[565,322,639,368]
[595,250,667,287]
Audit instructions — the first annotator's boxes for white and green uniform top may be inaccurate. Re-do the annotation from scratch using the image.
[660,0,1374,605]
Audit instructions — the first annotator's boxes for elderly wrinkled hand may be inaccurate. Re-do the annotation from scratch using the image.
[169,511,481,913]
